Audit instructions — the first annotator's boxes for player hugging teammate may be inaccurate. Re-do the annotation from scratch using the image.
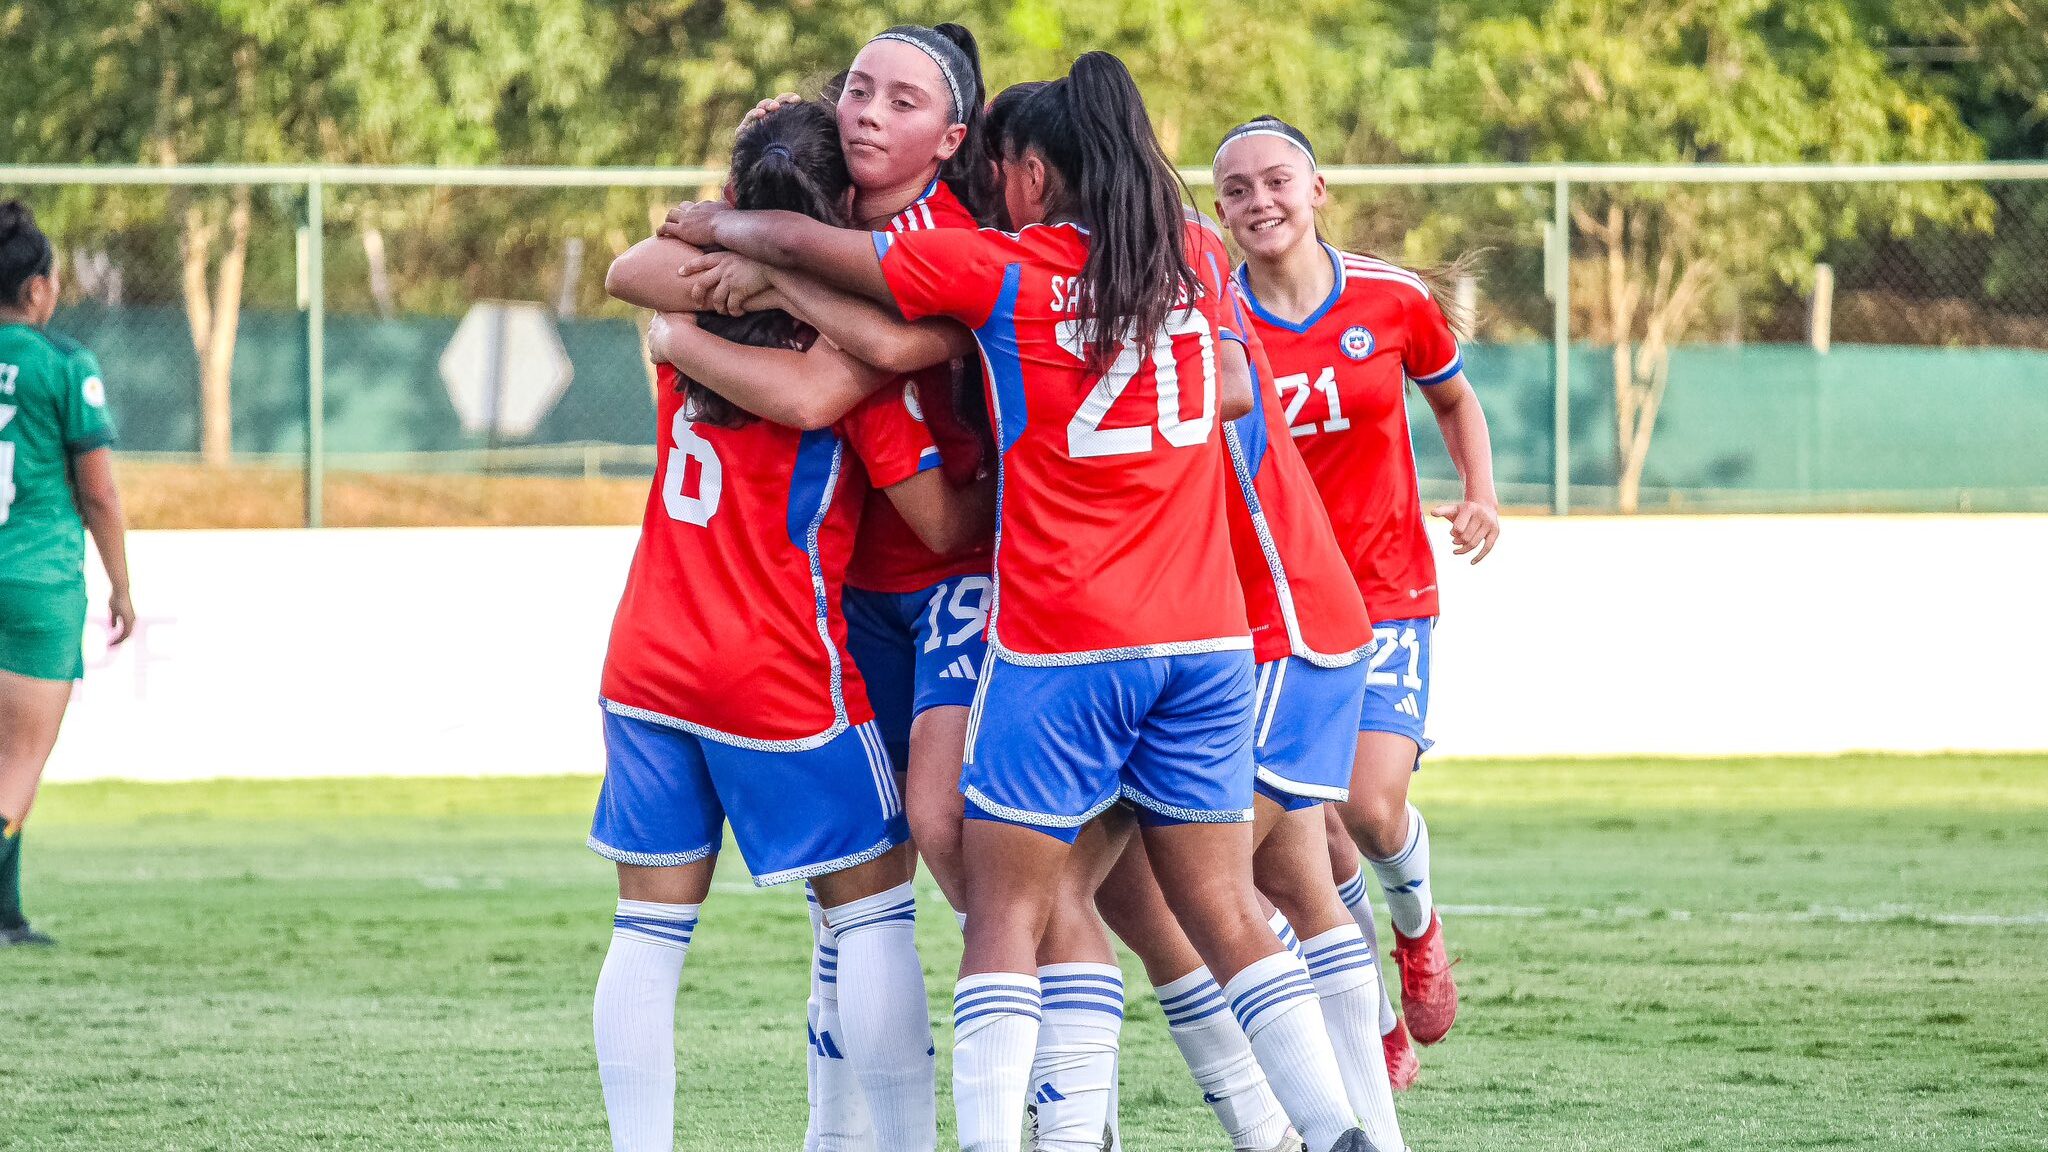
[598,36,1498,1152]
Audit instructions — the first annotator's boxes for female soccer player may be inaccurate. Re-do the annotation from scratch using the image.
[1090,216,1408,1152]
[592,102,987,1152]
[0,199,134,950]
[1212,116,1502,1080]
[663,56,1381,1152]
[610,26,995,1149]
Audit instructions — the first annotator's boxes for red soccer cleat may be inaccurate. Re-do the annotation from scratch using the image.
[1381,1017,1419,1091]
[1391,911,1458,1045]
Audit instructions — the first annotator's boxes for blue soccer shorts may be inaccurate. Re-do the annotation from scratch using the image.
[960,649,1256,843]
[588,704,909,887]
[1358,616,1435,760]
[844,574,993,771]
[1248,655,1371,812]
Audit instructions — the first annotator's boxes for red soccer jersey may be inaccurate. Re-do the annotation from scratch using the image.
[601,362,937,746]
[878,220,1249,663]
[1234,245,1462,622]
[845,179,995,594]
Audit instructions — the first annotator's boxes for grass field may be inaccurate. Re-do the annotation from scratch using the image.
[8,756,2046,1151]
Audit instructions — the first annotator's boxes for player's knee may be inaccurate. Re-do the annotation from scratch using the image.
[1339,792,1409,859]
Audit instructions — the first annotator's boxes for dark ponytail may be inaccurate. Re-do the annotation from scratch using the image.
[684,101,852,428]
[0,199,55,309]
[1005,53,1200,370]
[929,23,990,219]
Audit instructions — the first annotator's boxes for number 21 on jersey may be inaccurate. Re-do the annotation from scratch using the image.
[1277,366,1350,438]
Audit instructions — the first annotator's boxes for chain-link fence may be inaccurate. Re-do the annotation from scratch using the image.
[7,164,2047,527]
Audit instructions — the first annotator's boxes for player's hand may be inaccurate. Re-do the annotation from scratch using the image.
[659,201,729,247]
[739,93,804,134]
[681,252,773,316]
[646,311,698,363]
[1431,499,1500,563]
[107,589,136,646]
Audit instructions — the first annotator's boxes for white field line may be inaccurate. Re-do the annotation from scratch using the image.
[1438,902,2048,928]
[623,882,2048,929]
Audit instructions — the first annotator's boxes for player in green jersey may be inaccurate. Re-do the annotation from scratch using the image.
[0,200,135,948]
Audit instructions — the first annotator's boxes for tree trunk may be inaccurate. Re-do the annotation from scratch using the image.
[196,186,250,467]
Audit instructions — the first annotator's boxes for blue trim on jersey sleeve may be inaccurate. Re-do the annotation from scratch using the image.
[872,232,894,259]
[916,445,943,472]
[787,428,842,551]
[1235,244,1346,335]
[974,265,1028,457]
[1412,352,1463,386]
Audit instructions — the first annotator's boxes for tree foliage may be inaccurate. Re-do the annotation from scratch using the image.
[3,0,2041,496]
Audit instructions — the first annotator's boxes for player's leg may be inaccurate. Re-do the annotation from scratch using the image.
[1334,619,1454,1045]
[714,723,933,1152]
[954,655,1137,1152]
[826,587,919,1151]
[587,710,726,1152]
[1246,654,1410,1119]
[1121,652,1367,1152]
[1095,836,1295,1152]
[1324,810,1413,1090]
[903,573,994,917]
[0,666,73,947]
[805,886,873,1152]
[1030,812,1135,1152]
[1256,804,1403,1150]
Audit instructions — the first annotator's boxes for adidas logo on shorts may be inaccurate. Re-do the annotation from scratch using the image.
[938,654,979,681]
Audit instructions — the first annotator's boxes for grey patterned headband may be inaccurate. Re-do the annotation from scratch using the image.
[871,29,970,125]
[1213,124,1318,171]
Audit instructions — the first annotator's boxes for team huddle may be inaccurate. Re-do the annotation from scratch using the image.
[598,23,1499,1152]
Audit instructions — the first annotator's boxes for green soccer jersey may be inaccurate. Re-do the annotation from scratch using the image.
[0,323,116,589]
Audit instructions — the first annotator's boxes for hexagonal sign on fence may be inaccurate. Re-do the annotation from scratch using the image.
[438,301,574,441]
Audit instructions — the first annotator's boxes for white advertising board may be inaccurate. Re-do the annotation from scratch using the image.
[46,516,2048,784]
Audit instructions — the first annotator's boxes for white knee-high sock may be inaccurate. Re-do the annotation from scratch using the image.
[1367,804,1433,938]
[1029,963,1124,1152]
[953,973,1042,1152]
[807,888,872,1152]
[1334,869,1397,1036]
[595,899,698,1152]
[1302,926,1404,1152]
[826,882,937,1152]
[1156,967,1291,1152]
[1267,908,1304,960]
[1223,951,1359,1152]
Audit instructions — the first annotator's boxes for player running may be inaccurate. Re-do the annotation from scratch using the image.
[611,25,995,1149]
[1213,117,1502,1084]
[592,102,988,1152]
[1092,216,1408,1152]
[662,55,1381,1152]
[0,199,135,951]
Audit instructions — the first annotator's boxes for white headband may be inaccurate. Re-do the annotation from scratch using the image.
[1212,127,1317,171]
[871,32,968,124]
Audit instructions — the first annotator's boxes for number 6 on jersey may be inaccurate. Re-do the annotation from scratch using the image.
[662,410,722,525]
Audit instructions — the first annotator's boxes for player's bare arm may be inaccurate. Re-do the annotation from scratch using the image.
[647,311,888,431]
[681,251,973,374]
[1420,372,1500,563]
[67,446,134,645]
[879,468,995,558]
[604,235,717,312]
[1218,339,1255,422]
[662,203,894,305]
